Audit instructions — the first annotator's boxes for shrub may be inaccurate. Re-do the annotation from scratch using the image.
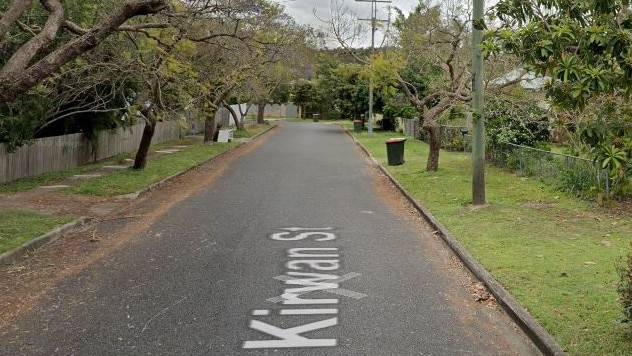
[486,94,550,149]
[556,159,598,197]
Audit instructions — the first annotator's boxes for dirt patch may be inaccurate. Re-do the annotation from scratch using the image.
[0,190,123,216]
[0,133,270,329]
[523,201,556,209]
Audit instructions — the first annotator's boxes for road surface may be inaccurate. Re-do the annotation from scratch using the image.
[0,122,540,355]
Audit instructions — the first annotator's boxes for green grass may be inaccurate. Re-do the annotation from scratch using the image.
[0,124,271,255]
[0,210,76,255]
[67,124,270,197]
[347,125,632,355]
[0,154,129,194]
[66,141,240,196]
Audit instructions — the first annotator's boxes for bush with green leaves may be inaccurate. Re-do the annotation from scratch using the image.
[556,159,600,198]
[570,96,632,198]
[485,93,550,150]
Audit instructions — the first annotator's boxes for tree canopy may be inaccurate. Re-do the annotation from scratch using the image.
[488,0,632,109]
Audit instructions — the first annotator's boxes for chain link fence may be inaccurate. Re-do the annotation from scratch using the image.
[487,142,609,197]
[407,124,609,198]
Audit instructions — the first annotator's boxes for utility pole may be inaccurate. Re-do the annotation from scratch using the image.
[356,0,390,135]
[471,0,486,205]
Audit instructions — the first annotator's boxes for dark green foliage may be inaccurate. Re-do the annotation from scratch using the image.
[0,115,39,152]
[486,94,550,148]
[312,54,379,120]
[556,159,600,197]
[0,92,51,151]
[399,57,442,104]
[573,97,632,198]
[490,0,632,109]
[0,1,135,149]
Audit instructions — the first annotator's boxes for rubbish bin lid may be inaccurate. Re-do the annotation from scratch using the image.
[385,138,406,143]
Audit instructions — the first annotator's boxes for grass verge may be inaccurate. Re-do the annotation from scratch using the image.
[0,123,270,255]
[347,125,632,355]
[66,141,240,196]
[66,124,270,197]
[0,210,75,255]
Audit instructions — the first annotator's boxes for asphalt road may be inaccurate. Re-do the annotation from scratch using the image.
[0,122,540,355]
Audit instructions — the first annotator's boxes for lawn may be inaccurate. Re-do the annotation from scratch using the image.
[66,140,241,196]
[0,123,272,255]
[0,210,76,255]
[348,126,632,355]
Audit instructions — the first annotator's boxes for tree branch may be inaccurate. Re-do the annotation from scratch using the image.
[0,0,34,40]
[0,0,65,77]
[0,0,170,103]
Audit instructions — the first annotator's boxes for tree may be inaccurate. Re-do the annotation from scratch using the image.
[326,0,473,171]
[324,61,371,120]
[0,0,169,104]
[488,0,632,108]
[489,0,632,196]
[291,79,314,119]
[125,9,199,169]
[188,1,312,141]
[0,1,171,150]
[392,1,472,171]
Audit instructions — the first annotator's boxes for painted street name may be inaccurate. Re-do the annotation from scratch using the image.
[242,227,366,349]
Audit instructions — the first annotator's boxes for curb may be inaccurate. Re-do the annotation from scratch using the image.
[2,123,279,264]
[345,127,565,356]
[117,123,280,200]
[0,217,92,265]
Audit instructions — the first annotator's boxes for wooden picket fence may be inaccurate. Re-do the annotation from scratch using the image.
[0,121,181,184]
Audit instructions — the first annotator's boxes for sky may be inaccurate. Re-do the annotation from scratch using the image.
[274,0,421,47]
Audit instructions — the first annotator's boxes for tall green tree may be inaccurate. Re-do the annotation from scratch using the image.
[489,0,632,195]
[489,0,632,109]
[291,79,315,119]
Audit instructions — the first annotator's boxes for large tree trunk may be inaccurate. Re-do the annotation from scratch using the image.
[0,0,169,104]
[224,102,244,130]
[204,111,217,143]
[133,106,157,169]
[425,120,441,172]
[256,99,266,124]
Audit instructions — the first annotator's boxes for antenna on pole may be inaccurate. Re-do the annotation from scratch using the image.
[356,0,391,136]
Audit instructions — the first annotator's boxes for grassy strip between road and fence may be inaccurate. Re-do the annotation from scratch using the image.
[65,138,242,196]
[346,124,632,355]
[0,123,271,255]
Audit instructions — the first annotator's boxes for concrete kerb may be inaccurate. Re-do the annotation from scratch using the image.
[344,128,566,356]
[117,123,280,200]
[0,217,92,265]
[1,124,279,264]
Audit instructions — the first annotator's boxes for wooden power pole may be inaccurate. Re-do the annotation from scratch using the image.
[356,0,390,136]
[471,0,486,205]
